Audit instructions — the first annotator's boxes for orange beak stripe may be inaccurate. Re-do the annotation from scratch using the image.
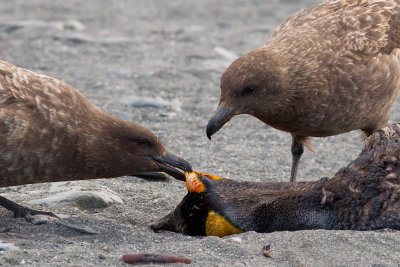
[196,172,225,180]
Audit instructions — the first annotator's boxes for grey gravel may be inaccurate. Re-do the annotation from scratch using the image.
[0,0,399,266]
[118,95,181,111]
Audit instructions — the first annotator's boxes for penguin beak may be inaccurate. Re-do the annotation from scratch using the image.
[150,152,193,181]
[206,102,239,140]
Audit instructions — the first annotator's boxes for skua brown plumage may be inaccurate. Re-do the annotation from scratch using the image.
[206,0,400,181]
[0,59,192,220]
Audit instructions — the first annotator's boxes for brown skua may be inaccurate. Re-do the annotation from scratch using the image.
[207,0,400,181]
[0,59,192,221]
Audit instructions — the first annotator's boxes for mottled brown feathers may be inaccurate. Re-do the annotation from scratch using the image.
[0,59,190,187]
[253,0,400,136]
[218,0,400,136]
[207,0,400,181]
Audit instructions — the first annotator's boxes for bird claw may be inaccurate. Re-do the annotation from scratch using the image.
[16,208,60,225]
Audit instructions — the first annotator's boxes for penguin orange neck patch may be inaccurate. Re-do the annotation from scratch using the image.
[184,171,226,193]
[185,172,206,193]
[205,210,243,237]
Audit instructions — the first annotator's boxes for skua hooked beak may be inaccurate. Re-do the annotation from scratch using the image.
[206,102,239,140]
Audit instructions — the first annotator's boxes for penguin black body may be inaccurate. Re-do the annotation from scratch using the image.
[153,124,400,236]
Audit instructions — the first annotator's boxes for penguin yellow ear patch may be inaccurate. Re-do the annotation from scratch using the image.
[205,210,243,237]
[185,172,206,193]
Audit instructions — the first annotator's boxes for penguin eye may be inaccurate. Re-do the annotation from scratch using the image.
[241,86,256,96]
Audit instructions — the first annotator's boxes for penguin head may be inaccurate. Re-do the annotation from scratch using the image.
[150,171,243,237]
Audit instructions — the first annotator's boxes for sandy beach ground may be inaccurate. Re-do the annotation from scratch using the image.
[0,0,399,266]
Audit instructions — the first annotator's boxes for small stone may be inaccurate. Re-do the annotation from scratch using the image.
[98,254,106,259]
[58,20,85,31]
[214,46,238,61]
[27,186,123,210]
[226,236,242,244]
[0,241,19,251]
